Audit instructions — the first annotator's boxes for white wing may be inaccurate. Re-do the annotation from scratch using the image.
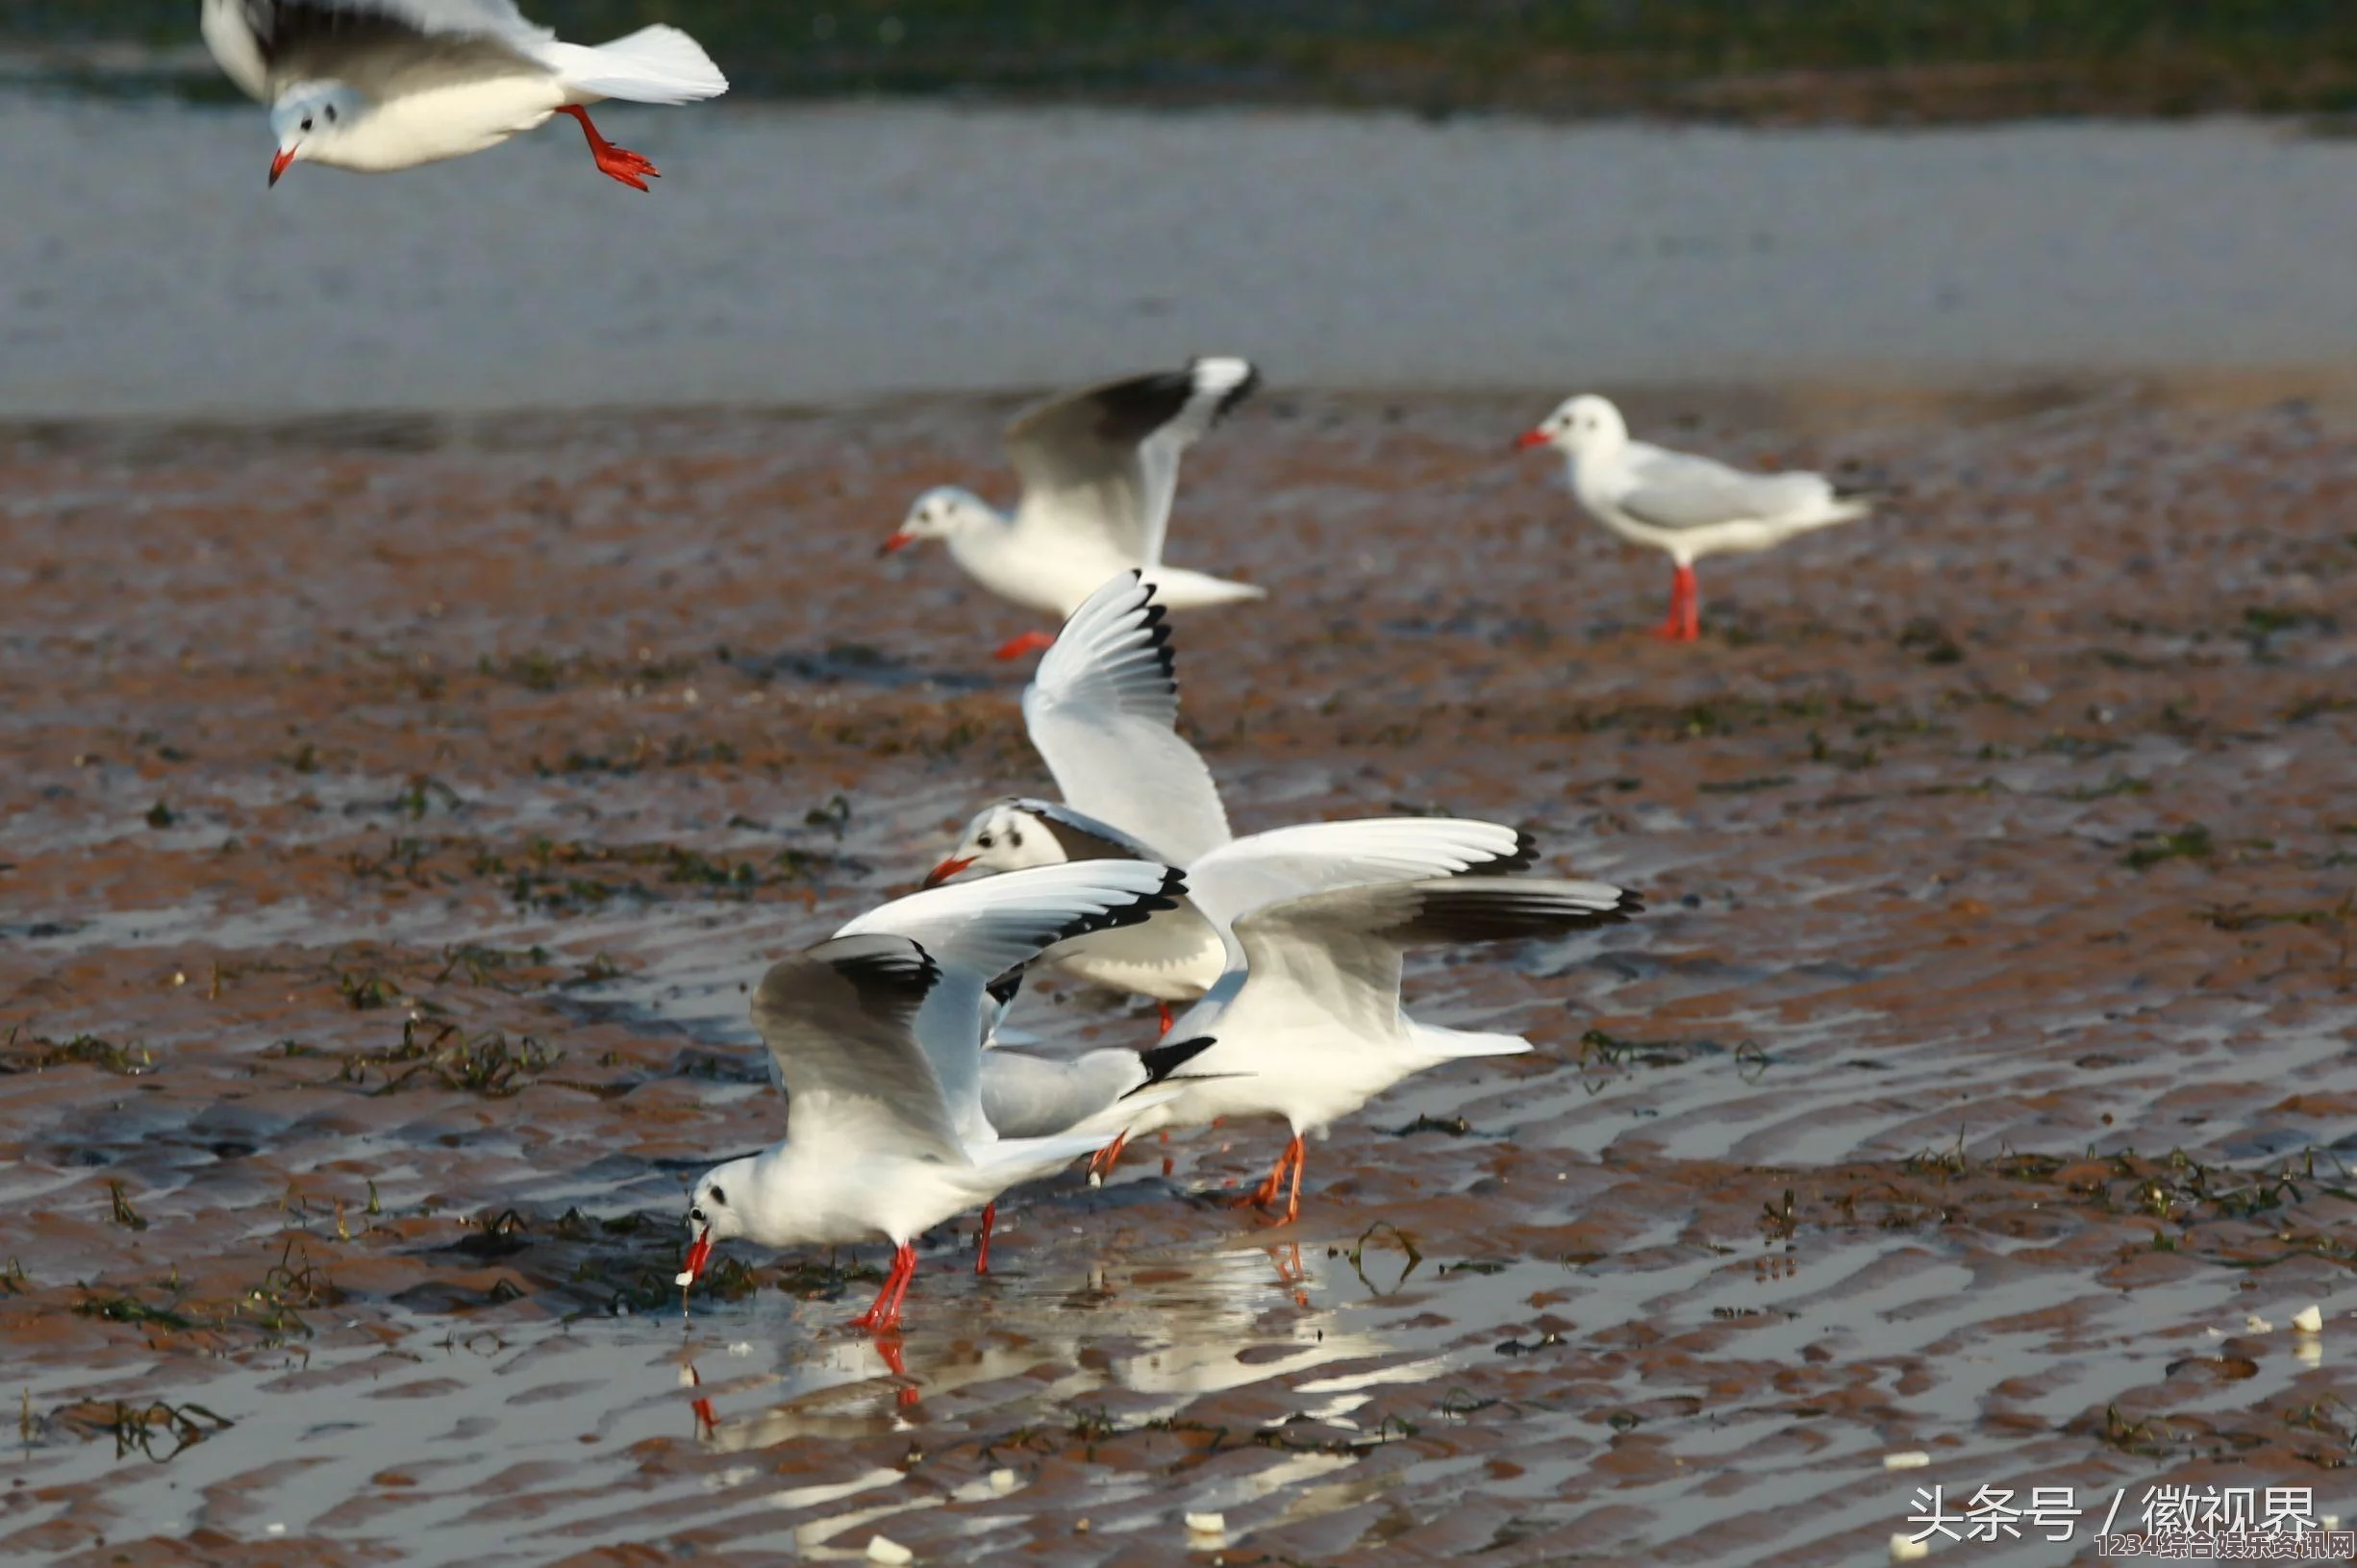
[834,861,1186,1142]
[1184,817,1538,933]
[1022,573,1231,863]
[1221,878,1643,1043]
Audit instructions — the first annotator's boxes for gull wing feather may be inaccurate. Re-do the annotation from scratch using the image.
[748,936,965,1165]
[1184,817,1538,933]
[1022,573,1231,862]
[1617,445,1846,532]
[1003,358,1256,567]
[834,860,1186,1142]
[1227,877,1643,1041]
[203,0,551,98]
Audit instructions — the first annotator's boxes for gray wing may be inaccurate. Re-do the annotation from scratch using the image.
[1231,877,1644,1040]
[1021,574,1231,863]
[979,1049,1142,1140]
[202,0,549,99]
[748,936,965,1164]
[1617,445,1837,531]
[1004,357,1257,567]
[834,860,1186,1141]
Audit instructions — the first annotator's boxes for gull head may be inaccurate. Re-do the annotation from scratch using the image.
[880,486,994,557]
[925,800,1066,885]
[679,1159,757,1287]
[1516,393,1626,458]
[266,81,363,187]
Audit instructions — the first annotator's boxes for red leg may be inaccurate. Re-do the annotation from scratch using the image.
[1278,1134,1307,1226]
[974,1204,995,1276]
[554,105,660,191]
[1680,564,1701,641]
[876,1242,918,1331]
[851,1242,914,1331]
[1230,1136,1296,1209]
[1087,1129,1131,1182]
[1652,563,1697,641]
[1156,1001,1174,1035]
[992,630,1056,661]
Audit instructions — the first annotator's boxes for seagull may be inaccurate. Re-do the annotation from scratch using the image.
[1517,393,1870,642]
[200,0,728,189]
[676,860,1189,1332]
[1152,875,1643,1224]
[881,359,1266,660]
[926,573,1538,1022]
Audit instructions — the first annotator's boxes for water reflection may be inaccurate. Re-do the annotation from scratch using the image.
[684,1243,1407,1453]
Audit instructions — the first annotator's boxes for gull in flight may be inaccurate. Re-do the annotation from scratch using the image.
[201,0,728,189]
[883,359,1266,660]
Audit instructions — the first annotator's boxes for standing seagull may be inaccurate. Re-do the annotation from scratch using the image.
[675,860,1187,1332]
[1517,393,1869,642]
[882,358,1266,660]
[200,0,728,189]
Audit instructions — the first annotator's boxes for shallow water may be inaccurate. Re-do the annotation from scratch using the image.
[6,387,2357,1564]
[8,96,2357,418]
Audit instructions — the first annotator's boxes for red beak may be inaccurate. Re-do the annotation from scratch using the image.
[269,146,298,187]
[1513,429,1551,451]
[923,855,975,888]
[677,1228,713,1288]
[877,532,915,558]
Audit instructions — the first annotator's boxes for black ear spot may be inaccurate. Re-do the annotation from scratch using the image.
[709,1185,727,1207]
[1008,828,1023,849]
[325,104,339,123]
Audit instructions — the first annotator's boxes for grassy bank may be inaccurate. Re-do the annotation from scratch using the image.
[13,1,2357,120]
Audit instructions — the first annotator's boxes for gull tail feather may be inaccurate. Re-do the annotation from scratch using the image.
[553,25,730,105]
[1409,1022,1533,1059]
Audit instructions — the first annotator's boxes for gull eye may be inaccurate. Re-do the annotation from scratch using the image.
[690,1206,706,1224]
[977,833,994,850]
[300,116,313,132]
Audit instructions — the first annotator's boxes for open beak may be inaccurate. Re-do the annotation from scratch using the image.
[1513,429,1550,451]
[877,532,915,558]
[923,855,975,888]
[269,146,298,187]
[675,1228,713,1288]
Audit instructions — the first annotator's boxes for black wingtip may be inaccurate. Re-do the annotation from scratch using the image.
[1138,594,1177,688]
[1041,864,1189,948]
[1494,829,1542,876]
[1133,1033,1217,1090]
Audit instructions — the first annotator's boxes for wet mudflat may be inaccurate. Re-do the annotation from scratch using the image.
[2,383,2356,1565]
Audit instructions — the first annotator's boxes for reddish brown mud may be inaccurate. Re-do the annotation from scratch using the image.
[2,386,2354,1564]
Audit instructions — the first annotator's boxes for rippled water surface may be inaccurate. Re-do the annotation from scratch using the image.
[5,380,2357,1564]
